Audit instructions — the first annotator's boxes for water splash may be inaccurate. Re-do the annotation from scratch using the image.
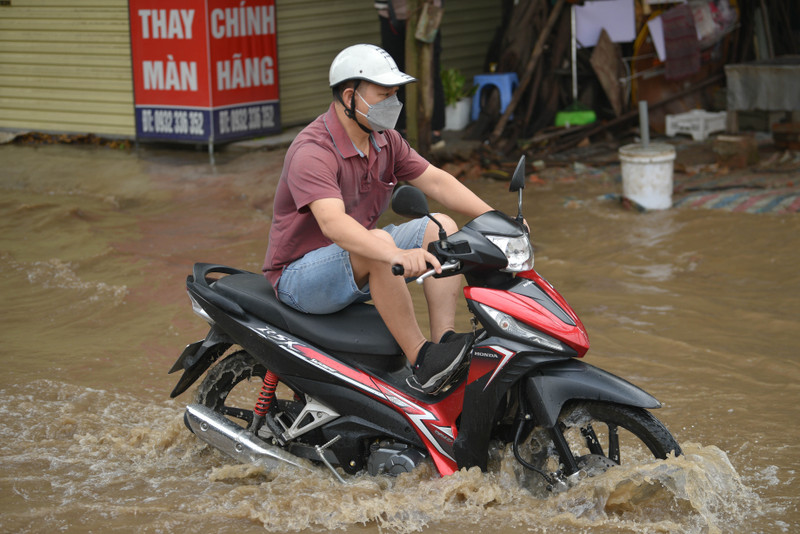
[1,254,128,305]
[0,380,768,534]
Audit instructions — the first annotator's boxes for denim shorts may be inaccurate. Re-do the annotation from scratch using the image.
[276,216,431,314]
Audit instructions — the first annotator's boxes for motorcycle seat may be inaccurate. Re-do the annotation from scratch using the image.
[212,273,405,362]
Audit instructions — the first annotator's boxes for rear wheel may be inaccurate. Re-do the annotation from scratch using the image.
[196,350,265,425]
[193,350,368,475]
[195,350,302,431]
[517,401,681,488]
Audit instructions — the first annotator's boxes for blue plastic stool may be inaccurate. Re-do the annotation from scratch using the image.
[471,72,519,121]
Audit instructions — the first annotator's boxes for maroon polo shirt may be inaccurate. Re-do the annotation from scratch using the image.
[263,103,430,289]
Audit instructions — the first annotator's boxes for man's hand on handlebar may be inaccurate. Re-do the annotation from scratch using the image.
[389,247,440,278]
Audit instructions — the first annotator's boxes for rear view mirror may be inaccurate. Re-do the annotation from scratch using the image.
[510,155,526,193]
[391,185,430,218]
[509,156,526,223]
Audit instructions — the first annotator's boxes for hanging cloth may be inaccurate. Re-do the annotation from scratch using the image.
[662,3,700,81]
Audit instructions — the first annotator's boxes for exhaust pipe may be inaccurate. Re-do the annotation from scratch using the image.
[184,403,311,472]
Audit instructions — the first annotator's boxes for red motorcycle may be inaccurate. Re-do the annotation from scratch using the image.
[169,156,681,489]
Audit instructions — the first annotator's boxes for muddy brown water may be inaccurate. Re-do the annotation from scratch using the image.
[1,142,798,533]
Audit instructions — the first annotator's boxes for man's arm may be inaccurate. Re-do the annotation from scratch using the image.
[309,197,440,277]
[411,164,493,219]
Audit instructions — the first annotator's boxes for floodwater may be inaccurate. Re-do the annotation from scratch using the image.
[1,141,798,533]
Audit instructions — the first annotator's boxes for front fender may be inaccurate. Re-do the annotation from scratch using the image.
[454,337,568,471]
[525,359,661,428]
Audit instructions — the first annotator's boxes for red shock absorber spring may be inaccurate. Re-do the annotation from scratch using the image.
[254,370,279,417]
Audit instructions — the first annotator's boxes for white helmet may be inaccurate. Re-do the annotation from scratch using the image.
[329,44,416,87]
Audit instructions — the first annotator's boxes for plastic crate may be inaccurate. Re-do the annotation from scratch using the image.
[665,110,727,141]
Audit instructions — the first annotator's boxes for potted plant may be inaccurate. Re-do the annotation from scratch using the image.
[441,68,474,131]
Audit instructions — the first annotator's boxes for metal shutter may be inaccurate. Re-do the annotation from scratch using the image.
[275,0,381,126]
[440,0,502,80]
[0,0,501,137]
[0,0,133,137]
[277,0,502,127]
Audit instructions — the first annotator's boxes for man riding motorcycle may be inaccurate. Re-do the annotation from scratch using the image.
[263,44,494,394]
[173,158,682,482]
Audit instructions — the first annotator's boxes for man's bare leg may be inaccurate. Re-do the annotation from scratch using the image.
[350,230,427,363]
[420,215,461,342]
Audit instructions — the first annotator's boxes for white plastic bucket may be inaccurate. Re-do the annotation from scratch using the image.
[618,143,676,210]
[444,98,471,131]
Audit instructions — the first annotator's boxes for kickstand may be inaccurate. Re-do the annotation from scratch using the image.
[315,435,346,484]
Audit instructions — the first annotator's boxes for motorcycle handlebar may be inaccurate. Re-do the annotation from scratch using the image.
[391,261,460,282]
[391,262,436,277]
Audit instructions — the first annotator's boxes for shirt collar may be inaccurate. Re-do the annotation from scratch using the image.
[323,102,387,159]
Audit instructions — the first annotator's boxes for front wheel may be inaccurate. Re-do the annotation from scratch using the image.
[516,401,681,488]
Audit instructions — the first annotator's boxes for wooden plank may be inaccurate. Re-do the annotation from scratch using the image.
[6,0,126,7]
[0,19,129,31]
[0,87,131,104]
[590,29,625,117]
[0,108,134,129]
[0,103,133,121]
[2,63,131,80]
[278,12,382,29]
[0,51,131,67]
[0,117,134,137]
[0,96,132,115]
[0,30,131,44]
[0,76,130,92]
[0,122,133,137]
[534,73,726,156]
[1,7,127,19]
[0,41,131,56]
[489,0,566,144]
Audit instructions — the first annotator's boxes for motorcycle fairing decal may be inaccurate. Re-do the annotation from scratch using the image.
[465,285,589,356]
[298,347,460,472]
[251,323,460,472]
[467,344,516,388]
[379,386,455,454]
[518,270,578,323]
[518,271,590,351]
[374,381,459,457]
[480,346,517,391]
[433,425,454,439]
[253,324,383,392]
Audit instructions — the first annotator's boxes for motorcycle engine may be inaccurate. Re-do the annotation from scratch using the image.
[367,441,426,476]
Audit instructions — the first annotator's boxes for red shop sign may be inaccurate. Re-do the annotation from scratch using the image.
[129,0,280,143]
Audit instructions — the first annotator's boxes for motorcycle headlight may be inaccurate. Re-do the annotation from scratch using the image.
[478,303,566,352]
[486,234,534,272]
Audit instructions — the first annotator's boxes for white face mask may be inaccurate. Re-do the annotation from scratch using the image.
[355,91,403,132]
